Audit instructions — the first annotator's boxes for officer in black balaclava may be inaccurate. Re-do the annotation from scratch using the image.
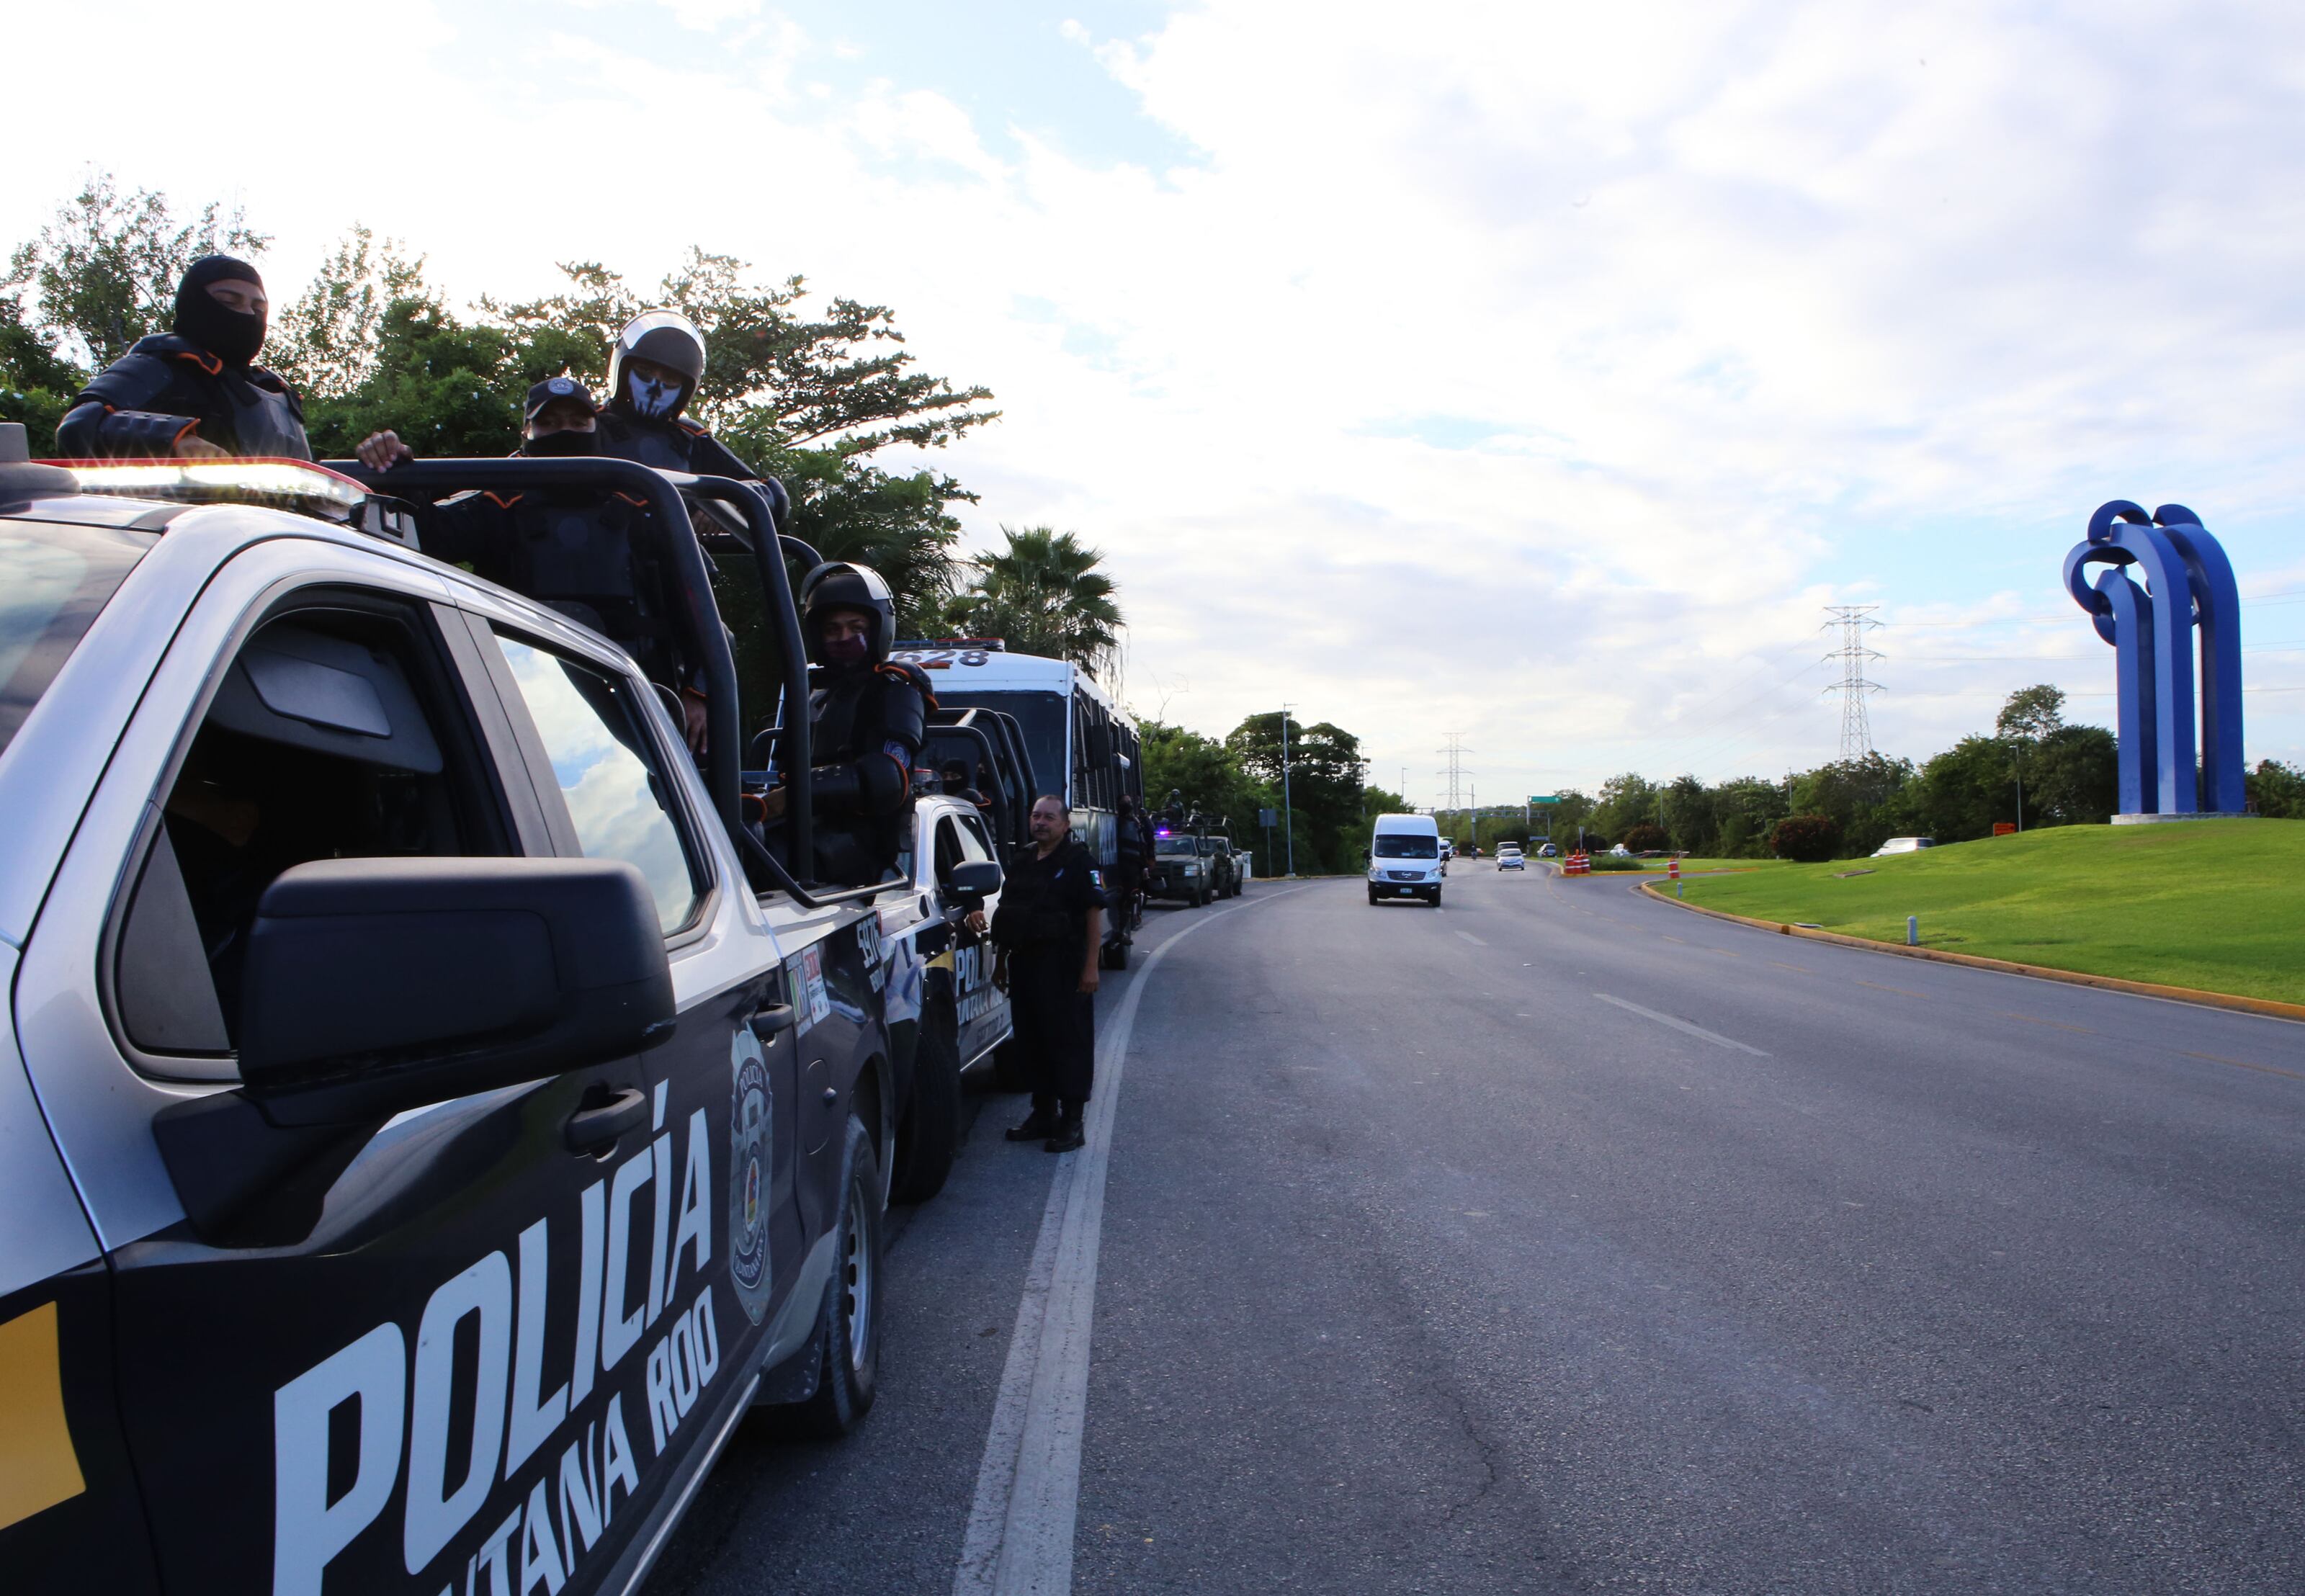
[594,310,792,525]
[367,377,709,748]
[56,256,310,459]
[758,562,934,885]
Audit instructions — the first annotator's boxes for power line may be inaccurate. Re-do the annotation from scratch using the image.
[1822,605,1884,759]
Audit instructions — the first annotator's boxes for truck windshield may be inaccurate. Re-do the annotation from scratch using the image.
[0,521,149,759]
[934,689,1065,802]
[1155,836,1196,856]
[1374,835,1438,858]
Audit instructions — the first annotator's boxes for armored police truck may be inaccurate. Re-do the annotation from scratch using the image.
[0,433,981,1596]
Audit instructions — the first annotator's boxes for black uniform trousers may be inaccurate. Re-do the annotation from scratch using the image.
[1008,946,1094,1114]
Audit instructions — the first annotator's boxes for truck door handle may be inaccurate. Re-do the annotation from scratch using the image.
[565,1087,648,1155]
[750,1003,796,1040]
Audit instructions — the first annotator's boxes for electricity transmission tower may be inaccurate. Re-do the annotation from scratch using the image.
[1436,732,1472,812]
[1822,605,1885,759]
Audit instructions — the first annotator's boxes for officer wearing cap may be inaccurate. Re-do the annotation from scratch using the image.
[56,256,310,459]
[359,379,709,747]
[759,562,935,884]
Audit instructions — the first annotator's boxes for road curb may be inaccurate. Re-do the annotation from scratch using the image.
[1637,880,2305,1026]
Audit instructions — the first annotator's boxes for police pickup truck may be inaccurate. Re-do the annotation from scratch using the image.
[0,436,981,1596]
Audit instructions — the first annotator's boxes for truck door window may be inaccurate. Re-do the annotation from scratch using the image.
[933,816,967,884]
[954,812,995,864]
[489,630,703,934]
[115,604,503,1059]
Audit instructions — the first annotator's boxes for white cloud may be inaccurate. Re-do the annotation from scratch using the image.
[6,0,2304,792]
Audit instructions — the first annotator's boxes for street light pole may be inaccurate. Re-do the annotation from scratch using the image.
[1280,705,1296,878]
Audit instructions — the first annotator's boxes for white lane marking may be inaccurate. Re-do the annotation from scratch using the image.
[1454,930,1488,946]
[955,886,1314,1596]
[1593,992,1770,1057]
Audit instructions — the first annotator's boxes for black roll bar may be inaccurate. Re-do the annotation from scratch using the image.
[329,457,794,879]
[685,477,813,882]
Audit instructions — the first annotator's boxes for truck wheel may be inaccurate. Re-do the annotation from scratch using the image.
[890,1011,961,1204]
[1368,887,1381,905]
[1428,888,1443,907]
[795,1113,882,1436]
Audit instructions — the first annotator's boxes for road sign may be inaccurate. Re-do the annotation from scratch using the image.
[1259,807,1279,828]
[1529,794,1560,804]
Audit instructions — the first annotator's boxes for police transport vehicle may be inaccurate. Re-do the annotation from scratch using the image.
[0,430,970,1596]
[890,639,1142,967]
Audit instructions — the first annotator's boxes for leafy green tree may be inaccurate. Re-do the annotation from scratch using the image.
[2026,725,2117,825]
[1995,683,2067,742]
[1227,713,1366,873]
[1788,752,1916,856]
[1910,735,2018,840]
[7,171,267,369]
[946,526,1124,678]
[1770,814,1841,861]
[1140,720,1266,834]
[2247,758,2305,817]
[0,291,80,441]
[1590,771,1662,845]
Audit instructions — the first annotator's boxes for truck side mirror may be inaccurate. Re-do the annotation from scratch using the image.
[945,858,1003,909]
[153,856,675,1245]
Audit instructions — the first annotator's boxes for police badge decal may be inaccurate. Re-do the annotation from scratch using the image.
[728,1028,775,1323]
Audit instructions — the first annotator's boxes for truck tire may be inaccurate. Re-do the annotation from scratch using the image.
[1430,888,1443,907]
[795,1113,883,1436]
[890,1010,961,1204]
[1368,886,1381,905]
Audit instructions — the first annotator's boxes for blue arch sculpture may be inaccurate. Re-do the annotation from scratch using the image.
[2063,501,2246,817]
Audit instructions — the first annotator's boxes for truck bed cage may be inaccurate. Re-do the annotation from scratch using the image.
[331,457,821,897]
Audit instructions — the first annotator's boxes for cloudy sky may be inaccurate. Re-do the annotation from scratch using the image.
[9,1,2304,804]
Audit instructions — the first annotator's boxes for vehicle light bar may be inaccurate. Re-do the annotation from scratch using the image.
[45,457,370,515]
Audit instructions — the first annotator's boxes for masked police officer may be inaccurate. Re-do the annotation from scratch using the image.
[993,794,1104,1152]
[357,378,709,747]
[758,562,934,884]
[593,310,795,513]
[56,256,310,459]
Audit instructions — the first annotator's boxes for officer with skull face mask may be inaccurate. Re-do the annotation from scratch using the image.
[594,310,792,519]
[56,255,310,459]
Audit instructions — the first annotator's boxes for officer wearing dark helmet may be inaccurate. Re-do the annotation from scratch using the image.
[357,377,708,747]
[55,256,310,459]
[759,562,934,884]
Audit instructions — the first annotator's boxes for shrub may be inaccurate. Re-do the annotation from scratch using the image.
[1770,813,1841,862]
[1588,854,1644,871]
[1621,822,1669,853]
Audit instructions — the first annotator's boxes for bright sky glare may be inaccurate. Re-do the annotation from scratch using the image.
[7,1,2304,805]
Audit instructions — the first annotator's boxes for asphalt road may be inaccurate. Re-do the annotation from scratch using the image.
[646,865,2305,1595]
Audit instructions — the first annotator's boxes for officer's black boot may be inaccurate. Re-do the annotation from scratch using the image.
[1044,1112,1086,1153]
[1007,1100,1060,1142]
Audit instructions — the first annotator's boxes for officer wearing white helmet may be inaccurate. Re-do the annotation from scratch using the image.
[596,310,792,521]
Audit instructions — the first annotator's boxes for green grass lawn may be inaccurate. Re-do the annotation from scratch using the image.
[1670,820,2305,1005]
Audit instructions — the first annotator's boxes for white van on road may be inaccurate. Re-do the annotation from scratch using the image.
[1368,812,1445,905]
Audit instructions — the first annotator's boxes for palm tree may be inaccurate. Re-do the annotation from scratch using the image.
[946,525,1124,678]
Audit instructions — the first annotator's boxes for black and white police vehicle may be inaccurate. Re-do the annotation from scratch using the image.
[0,433,980,1596]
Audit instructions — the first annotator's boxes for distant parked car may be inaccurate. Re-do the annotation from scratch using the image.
[1609,843,1631,857]
[1536,843,1558,858]
[1871,836,1938,856]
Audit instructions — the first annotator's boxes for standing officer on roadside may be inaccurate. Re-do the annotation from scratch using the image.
[1113,789,1150,936]
[56,256,310,459]
[354,378,710,749]
[993,794,1104,1153]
